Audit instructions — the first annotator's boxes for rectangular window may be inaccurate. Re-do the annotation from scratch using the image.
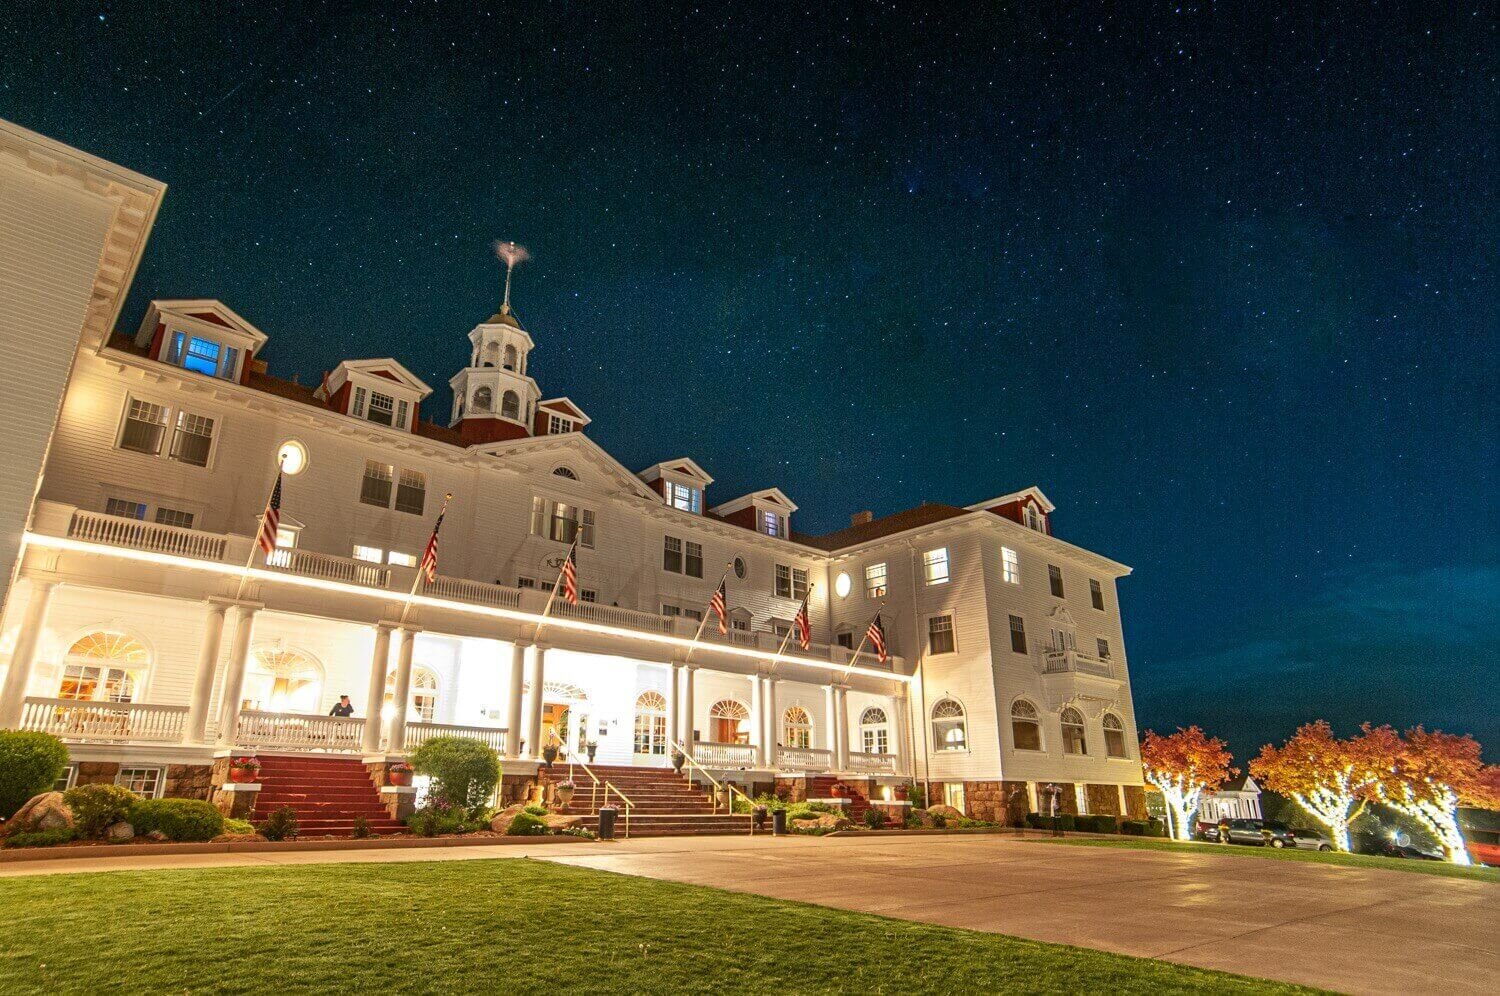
[683,607,703,622]
[119,398,168,456]
[943,783,966,813]
[388,551,417,567]
[219,345,239,380]
[923,547,950,586]
[396,399,410,430]
[106,498,147,520]
[927,614,956,655]
[351,386,368,418]
[1090,578,1105,610]
[836,632,854,649]
[182,335,222,376]
[580,589,597,603]
[115,766,164,799]
[865,562,888,598]
[367,392,396,426]
[154,507,194,529]
[53,765,77,793]
[353,545,383,563]
[663,535,683,573]
[1048,564,1064,598]
[668,481,702,514]
[1001,546,1020,585]
[761,510,785,537]
[168,411,215,467]
[548,414,574,435]
[532,497,594,547]
[685,541,703,579]
[1008,614,1028,654]
[662,604,681,617]
[517,576,536,589]
[774,564,808,599]
[395,469,426,515]
[579,509,595,549]
[1097,638,1111,659]
[361,461,394,507]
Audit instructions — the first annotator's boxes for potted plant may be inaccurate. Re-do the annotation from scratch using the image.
[228,756,261,784]
[555,778,576,807]
[831,781,849,799]
[894,783,909,802]
[584,738,599,763]
[388,761,414,786]
[753,804,768,831]
[542,731,561,768]
[670,748,686,772]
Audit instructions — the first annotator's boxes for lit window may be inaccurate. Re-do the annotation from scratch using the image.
[1008,614,1027,654]
[395,469,426,515]
[119,398,168,456]
[834,571,851,598]
[548,414,574,435]
[865,562,888,598]
[1011,700,1042,751]
[774,564,808,599]
[353,545,384,563]
[923,547,950,586]
[668,481,702,514]
[860,707,889,755]
[58,633,149,705]
[783,706,812,749]
[105,498,147,520]
[115,766,164,799]
[943,783,967,813]
[361,461,393,507]
[634,691,669,756]
[1001,547,1020,585]
[1062,708,1088,755]
[760,510,786,537]
[367,392,396,427]
[531,497,595,547]
[926,614,956,655]
[181,335,221,376]
[1090,578,1105,610]
[388,551,417,567]
[1103,713,1127,758]
[931,698,967,751]
[154,507,194,529]
[1048,564,1064,598]
[277,440,308,475]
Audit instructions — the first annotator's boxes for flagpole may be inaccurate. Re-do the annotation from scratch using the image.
[767,582,816,676]
[842,600,888,676]
[532,535,579,644]
[681,560,735,668]
[398,492,452,627]
[235,453,286,602]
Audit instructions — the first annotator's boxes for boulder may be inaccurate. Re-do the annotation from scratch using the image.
[792,813,851,832]
[105,821,135,843]
[489,805,525,833]
[927,805,965,822]
[211,832,268,843]
[542,813,583,831]
[4,792,73,835]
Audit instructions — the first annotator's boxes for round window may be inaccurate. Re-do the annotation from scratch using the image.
[835,571,851,598]
[733,556,747,580]
[277,439,309,475]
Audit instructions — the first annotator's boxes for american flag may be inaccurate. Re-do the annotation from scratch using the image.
[419,505,447,583]
[256,472,283,556]
[559,540,579,605]
[709,579,728,634]
[794,598,811,650]
[866,612,888,664]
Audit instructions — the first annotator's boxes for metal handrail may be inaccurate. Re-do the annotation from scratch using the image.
[668,736,755,832]
[557,744,634,838]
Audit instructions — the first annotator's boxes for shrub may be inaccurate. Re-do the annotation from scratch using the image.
[558,826,596,840]
[410,736,501,814]
[407,803,469,837]
[222,818,254,835]
[0,731,70,819]
[352,815,372,839]
[506,812,547,836]
[1145,817,1167,837]
[128,799,224,842]
[257,806,299,842]
[862,808,887,830]
[4,827,77,848]
[523,803,548,817]
[64,783,139,838]
[930,812,947,829]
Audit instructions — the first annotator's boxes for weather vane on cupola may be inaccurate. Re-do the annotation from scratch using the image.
[494,240,530,316]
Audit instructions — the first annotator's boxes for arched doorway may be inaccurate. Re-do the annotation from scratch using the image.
[633,690,669,760]
[708,699,750,744]
[539,680,589,754]
[58,631,150,703]
[244,647,323,714]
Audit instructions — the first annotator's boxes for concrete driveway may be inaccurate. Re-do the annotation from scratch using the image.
[542,833,1498,995]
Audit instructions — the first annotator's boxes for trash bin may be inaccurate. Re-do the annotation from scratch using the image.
[598,805,618,840]
[772,808,787,836]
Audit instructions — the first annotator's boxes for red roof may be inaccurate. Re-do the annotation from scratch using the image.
[795,503,971,552]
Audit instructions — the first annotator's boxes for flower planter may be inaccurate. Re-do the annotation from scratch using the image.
[831,783,849,799]
[894,784,909,802]
[229,767,258,784]
[671,752,686,773]
[388,768,413,787]
[542,746,560,768]
[556,784,576,807]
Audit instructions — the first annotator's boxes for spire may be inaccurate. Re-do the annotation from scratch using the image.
[492,240,531,323]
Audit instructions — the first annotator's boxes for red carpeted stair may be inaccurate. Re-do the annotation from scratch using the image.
[550,763,752,837]
[250,755,405,837]
[807,775,870,821]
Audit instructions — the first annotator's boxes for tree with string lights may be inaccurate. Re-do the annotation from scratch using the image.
[1250,721,1384,853]
[1140,726,1236,841]
[1361,724,1499,866]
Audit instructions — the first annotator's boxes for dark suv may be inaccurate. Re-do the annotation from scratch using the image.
[1209,818,1298,848]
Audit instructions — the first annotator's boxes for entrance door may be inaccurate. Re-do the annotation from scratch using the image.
[541,703,568,751]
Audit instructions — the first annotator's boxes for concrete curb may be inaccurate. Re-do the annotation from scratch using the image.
[0,833,582,864]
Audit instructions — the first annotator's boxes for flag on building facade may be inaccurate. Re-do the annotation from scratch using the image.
[256,472,282,556]
[559,539,579,605]
[794,598,810,650]
[866,612,887,664]
[709,579,728,634]
[419,505,447,583]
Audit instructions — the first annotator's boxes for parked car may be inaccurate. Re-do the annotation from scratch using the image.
[1289,828,1334,852]
[1204,818,1298,848]
[1379,840,1444,861]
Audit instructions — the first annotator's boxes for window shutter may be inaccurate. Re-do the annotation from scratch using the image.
[352,386,367,417]
[397,399,410,428]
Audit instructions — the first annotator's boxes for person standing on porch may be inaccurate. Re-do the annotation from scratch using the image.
[329,695,354,717]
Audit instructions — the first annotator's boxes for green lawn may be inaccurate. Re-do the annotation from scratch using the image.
[1027,835,1500,882]
[0,859,1311,994]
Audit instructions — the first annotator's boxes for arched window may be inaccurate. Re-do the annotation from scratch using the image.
[385,666,439,722]
[1010,699,1043,751]
[482,341,500,368]
[931,698,967,752]
[1061,707,1088,755]
[58,631,149,703]
[244,648,323,714]
[552,466,578,480]
[782,706,812,749]
[1103,713,1127,758]
[859,706,889,755]
[709,699,750,744]
[633,690,668,757]
[472,386,493,413]
[503,344,518,371]
[500,390,520,420]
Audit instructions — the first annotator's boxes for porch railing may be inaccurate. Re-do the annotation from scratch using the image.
[405,721,508,753]
[692,741,759,768]
[68,509,228,561]
[775,746,832,771]
[846,750,899,774]
[1043,648,1115,679]
[236,710,365,751]
[265,548,390,588]
[19,697,188,743]
[424,575,521,610]
[553,599,674,634]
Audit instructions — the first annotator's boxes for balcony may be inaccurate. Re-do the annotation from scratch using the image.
[1040,647,1121,712]
[845,750,899,775]
[20,697,188,743]
[1042,648,1116,679]
[68,508,227,561]
[265,548,390,588]
[775,746,832,772]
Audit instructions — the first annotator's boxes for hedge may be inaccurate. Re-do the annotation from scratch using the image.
[64,783,139,838]
[0,731,69,819]
[128,798,224,842]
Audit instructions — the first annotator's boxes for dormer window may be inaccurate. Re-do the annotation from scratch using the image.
[667,481,702,514]
[1023,503,1045,532]
[548,413,575,435]
[166,331,239,380]
[760,510,787,537]
[352,387,410,430]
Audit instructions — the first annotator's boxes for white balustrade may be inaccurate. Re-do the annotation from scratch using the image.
[775,746,832,771]
[423,575,522,610]
[846,750,898,774]
[692,741,759,768]
[20,697,188,743]
[553,599,675,634]
[68,509,227,561]
[405,721,508,753]
[1044,649,1115,679]
[265,548,390,588]
[235,710,366,751]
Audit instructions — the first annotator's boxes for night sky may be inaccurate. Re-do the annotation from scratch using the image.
[4,3,1495,761]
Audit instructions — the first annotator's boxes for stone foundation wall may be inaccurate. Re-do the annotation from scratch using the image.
[211,787,259,819]
[961,781,1005,822]
[1086,782,1122,816]
[774,777,807,803]
[1122,785,1148,820]
[72,761,120,787]
[165,764,213,800]
[1036,782,1079,815]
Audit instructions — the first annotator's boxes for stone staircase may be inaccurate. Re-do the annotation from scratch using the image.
[250,754,406,837]
[550,762,752,837]
[807,775,870,821]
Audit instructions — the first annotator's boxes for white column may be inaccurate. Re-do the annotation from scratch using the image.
[0,579,57,728]
[215,605,260,747]
[525,644,547,760]
[361,624,394,753]
[764,676,779,767]
[682,664,696,749]
[823,685,836,767]
[506,642,527,758]
[834,686,851,771]
[387,627,417,752]
[892,688,912,775]
[668,662,683,745]
[748,673,764,765]
[184,600,230,744]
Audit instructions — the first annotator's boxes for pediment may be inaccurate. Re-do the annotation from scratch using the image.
[1046,605,1077,628]
[473,433,659,501]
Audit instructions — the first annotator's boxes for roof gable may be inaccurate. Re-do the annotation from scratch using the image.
[470,432,659,501]
[138,299,270,355]
[711,487,797,517]
[966,486,1055,515]
[324,358,433,400]
[639,457,714,487]
[538,397,592,425]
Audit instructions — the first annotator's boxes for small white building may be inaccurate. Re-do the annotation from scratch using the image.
[1198,775,1264,822]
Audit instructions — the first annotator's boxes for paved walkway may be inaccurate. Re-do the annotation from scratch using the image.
[3,833,1495,993]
